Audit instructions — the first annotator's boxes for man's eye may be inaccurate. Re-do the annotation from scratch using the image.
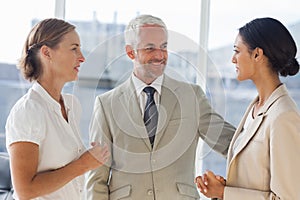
[145,47,154,51]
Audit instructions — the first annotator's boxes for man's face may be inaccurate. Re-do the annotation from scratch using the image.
[133,25,168,84]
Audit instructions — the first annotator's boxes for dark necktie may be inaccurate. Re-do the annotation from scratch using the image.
[143,86,158,147]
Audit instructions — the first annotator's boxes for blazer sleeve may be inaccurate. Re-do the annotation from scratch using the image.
[269,111,300,199]
[85,96,112,200]
[195,85,236,157]
[224,186,274,199]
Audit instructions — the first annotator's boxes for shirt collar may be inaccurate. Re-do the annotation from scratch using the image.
[131,73,164,96]
[32,81,62,110]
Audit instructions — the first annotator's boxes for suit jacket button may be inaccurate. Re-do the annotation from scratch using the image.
[147,189,153,195]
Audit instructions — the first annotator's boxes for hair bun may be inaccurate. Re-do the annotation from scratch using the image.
[280,57,300,76]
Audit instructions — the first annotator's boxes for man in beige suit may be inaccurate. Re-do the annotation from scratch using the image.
[86,14,235,200]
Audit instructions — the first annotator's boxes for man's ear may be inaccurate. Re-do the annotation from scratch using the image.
[126,45,135,60]
[40,45,51,60]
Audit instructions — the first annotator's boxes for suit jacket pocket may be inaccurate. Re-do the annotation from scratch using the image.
[176,182,200,199]
[110,184,131,200]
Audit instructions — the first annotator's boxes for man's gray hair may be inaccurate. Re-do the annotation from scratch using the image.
[124,14,168,48]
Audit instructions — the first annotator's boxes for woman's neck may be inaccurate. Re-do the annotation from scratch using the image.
[254,76,281,107]
[37,78,64,103]
[252,74,281,117]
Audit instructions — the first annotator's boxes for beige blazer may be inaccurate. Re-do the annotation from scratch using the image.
[224,85,300,199]
[86,75,235,200]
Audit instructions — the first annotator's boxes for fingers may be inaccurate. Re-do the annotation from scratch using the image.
[89,142,110,164]
[195,171,225,199]
[205,170,215,178]
[195,171,224,193]
[99,145,110,163]
[205,170,226,186]
[203,173,208,186]
[216,175,226,185]
[194,176,208,193]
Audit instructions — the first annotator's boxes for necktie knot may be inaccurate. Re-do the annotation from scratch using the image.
[143,86,156,97]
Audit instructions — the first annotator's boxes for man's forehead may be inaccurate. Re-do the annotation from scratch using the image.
[135,25,168,46]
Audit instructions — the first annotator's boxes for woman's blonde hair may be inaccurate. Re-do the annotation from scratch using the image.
[18,18,75,81]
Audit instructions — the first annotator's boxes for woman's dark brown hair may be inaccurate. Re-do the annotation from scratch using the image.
[239,17,299,77]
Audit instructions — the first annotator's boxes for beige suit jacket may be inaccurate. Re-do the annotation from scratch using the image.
[224,85,300,199]
[86,75,235,200]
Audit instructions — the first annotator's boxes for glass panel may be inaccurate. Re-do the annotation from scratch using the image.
[0,0,55,151]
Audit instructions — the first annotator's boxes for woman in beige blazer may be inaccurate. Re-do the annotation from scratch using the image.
[195,17,300,199]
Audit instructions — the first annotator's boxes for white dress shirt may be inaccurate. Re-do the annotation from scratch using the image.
[131,73,163,116]
[5,81,85,200]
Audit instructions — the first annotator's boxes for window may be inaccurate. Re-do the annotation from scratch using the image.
[0,0,55,151]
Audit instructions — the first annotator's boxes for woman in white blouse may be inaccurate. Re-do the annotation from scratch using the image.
[5,18,109,200]
[195,17,300,199]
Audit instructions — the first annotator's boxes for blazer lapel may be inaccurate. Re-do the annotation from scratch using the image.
[229,114,265,164]
[153,76,179,149]
[227,97,264,171]
[116,75,184,150]
[117,78,153,150]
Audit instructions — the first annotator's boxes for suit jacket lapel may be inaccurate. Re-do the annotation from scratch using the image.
[227,98,257,164]
[229,114,265,165]
[117,78,153,150]
[153,75,179,149]
[116,75,181,150]
[227,97,265,171]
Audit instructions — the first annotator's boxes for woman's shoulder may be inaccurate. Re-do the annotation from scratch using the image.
[265,93,300,127]
[10,89,44,114]
[272,93,299,114]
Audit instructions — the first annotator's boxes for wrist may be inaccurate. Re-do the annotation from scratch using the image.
[71,156,90,175]
[219,185,225,199]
